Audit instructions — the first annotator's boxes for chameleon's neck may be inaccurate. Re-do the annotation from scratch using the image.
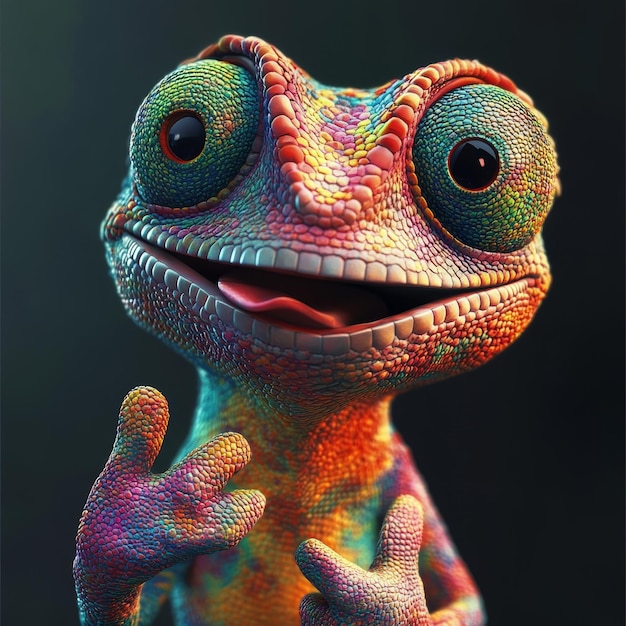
[180,367,396,479]
[178,371,394,528]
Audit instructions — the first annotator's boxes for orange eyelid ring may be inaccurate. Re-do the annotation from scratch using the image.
[426,76,488,108]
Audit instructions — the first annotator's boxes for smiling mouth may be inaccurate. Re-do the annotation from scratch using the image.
[121,233,537,352]
[175,252,480,331]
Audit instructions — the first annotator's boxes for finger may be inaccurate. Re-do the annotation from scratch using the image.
[163,488,266,558]
[371,494,424,571]
[295,538,366,609]
[200,488,266,550]
[108,386,169,473]
[166,432,252,494]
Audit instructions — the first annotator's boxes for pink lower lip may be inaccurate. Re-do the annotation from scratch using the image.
[217,271,389,330]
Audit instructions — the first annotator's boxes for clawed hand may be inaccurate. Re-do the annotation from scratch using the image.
[297,495,431,626]
[75,387,265,595]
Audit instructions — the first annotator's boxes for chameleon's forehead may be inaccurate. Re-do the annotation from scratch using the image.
[193,36,405,231]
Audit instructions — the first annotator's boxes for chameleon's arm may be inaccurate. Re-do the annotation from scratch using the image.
[75,570,175,626]
[389,435,484,624]
[296,435,483,626]
[73,387,265,626]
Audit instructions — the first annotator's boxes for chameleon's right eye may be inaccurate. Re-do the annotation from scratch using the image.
[448,138,499,191]
[130,59,259,208]
[411,84,558,253]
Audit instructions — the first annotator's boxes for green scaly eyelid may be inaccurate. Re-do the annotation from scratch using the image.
[130,60,259,208]
[412,84,557,253]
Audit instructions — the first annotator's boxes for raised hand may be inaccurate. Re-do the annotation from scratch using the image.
[296,495,430,626]
[73,386,265,625]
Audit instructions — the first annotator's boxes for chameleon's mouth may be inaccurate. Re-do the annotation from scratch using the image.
[177,254,475,331]
[121,234,542,354]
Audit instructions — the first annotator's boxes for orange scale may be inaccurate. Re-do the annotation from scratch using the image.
[263,68,287,86]
[268,94,294,119]
[277,145,304,165]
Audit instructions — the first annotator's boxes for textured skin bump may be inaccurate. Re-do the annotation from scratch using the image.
[73,386,265,625]
[78,34,558,625]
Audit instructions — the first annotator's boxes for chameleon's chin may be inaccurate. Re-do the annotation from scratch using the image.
[108,234,549,415]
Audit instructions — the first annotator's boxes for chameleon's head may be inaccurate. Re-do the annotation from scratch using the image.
[102,36,558,420]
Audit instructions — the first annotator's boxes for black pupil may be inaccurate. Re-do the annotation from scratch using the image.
[167,115,205,161]
[448,138,499,190]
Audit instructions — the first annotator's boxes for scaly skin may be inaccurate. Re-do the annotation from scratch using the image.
[74,35,559,625]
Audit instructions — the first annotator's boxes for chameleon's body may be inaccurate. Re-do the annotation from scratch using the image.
[74,36,558,625]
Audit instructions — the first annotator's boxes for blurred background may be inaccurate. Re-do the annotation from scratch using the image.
[2,1,623,624]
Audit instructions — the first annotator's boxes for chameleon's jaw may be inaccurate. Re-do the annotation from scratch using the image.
[115,233,548,357]
[108,231,550,416]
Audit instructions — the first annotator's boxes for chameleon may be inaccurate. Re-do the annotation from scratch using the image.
[74,34,559,625]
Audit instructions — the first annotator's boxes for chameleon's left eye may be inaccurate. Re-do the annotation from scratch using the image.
[412,84,558,253]
[130,59,259,208]
[161,112,206,162]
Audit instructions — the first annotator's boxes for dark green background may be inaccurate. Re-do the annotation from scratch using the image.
[2,1,623,624]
